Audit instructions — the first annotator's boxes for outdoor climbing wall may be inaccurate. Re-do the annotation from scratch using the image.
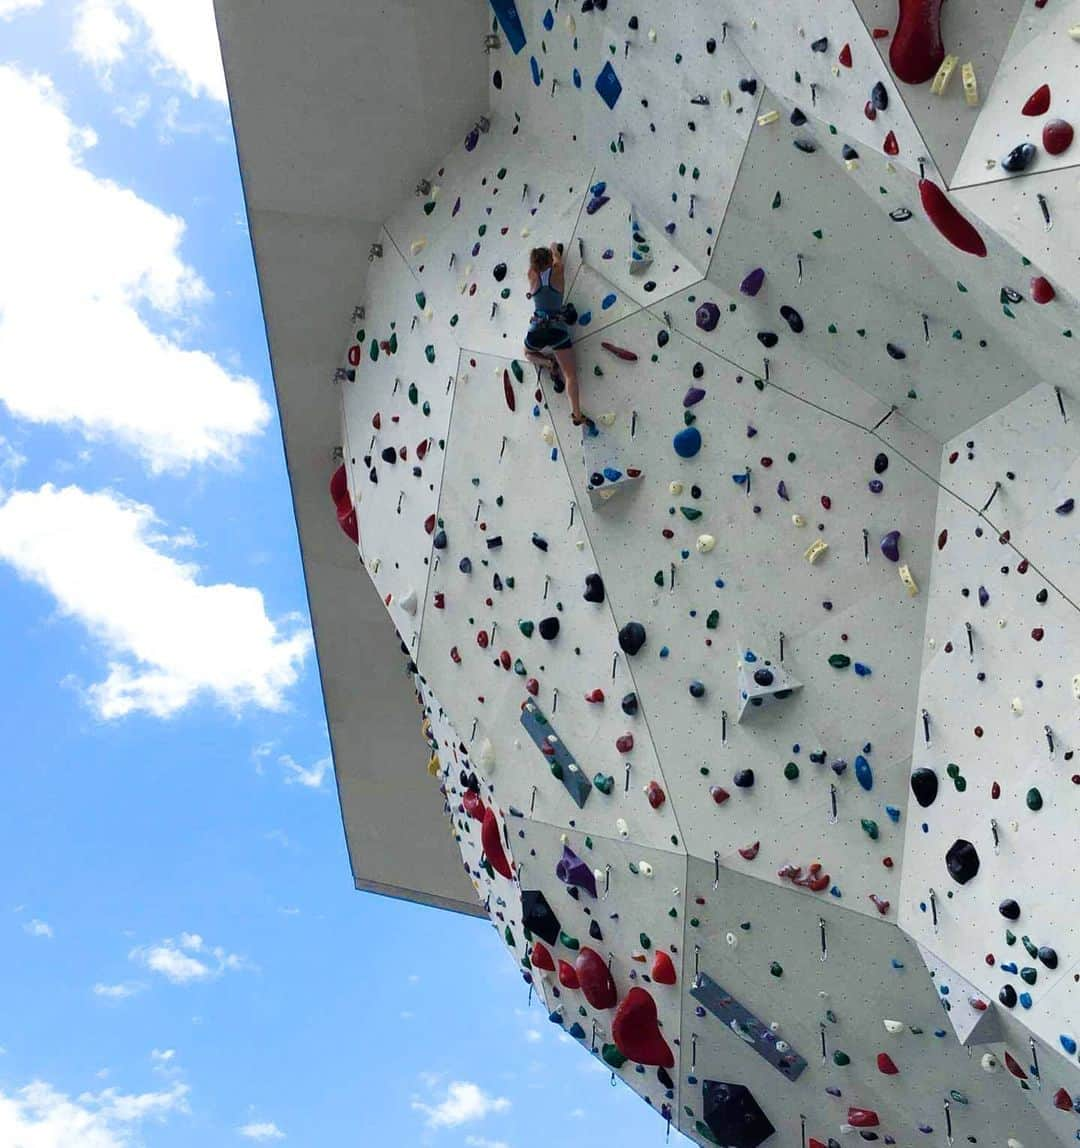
[332,0,1080,1143]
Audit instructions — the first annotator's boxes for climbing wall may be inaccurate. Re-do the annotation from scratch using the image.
[329,0,1080,1143]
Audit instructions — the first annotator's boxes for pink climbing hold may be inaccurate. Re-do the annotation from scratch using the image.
[530,941,555,971]
[650,951,676,985]
[480,807,513,879]
[601,341,639,362]
[1043,118,1074,156]
[575,947,618,1009]
[876,1052,899,1075]
[869,893,890,915]
[890,0,945,84]
[1022,84,1051,116]
[919,179,988,258]
[612,987,674,1068]
[1031,276,1055,304]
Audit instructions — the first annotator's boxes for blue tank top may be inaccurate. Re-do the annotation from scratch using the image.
[532,267,563,317]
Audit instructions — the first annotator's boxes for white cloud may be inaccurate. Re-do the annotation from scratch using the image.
[465,1138,511,1148]
[0,0,43,19]
[0,485,311,718]
[411,1082,510,1129]
[0,67,268,472]
[73,0,226,102]
[129,933,250,985]
[523,1029,541,1044]
[238,1122,285,1142]
[0,1079,188,1146]
[149,1049,174,1064]
[279,755,331,790]
[93,982,144,1000]
[24,918,53,938]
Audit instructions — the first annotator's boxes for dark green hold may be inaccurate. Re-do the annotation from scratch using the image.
[828,653,851,669]
[593,773,614,795]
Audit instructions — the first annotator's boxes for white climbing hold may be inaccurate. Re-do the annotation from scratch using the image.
[616,817,629,838]
[410,237,427,256]
[593,868,604,886]
[721,89,732,106]
[775,1040,790,1053]
[725,932,738,948]
[997,618,1007,628]
[565,14,575,34]
[883,1019,904,1034]
[669,481,683,495]
[1007,1140,1024,1148]
[575,539,586,550]
[478,737,496,769]
[768,1021,781,1034]
[980,1052,999,1072]
[647,27,657,42]
[638,860,653,877]
[791,513,806,527]
[1010,697,1023,715]
[520,227,531,239]
[398,587,418,615]
[898,564,919,596]
[597,411,617,427]
[422,306,433,321]
[541,424,556,446]
[1072,674,1080,701]
[696,534,716,554]
[804,539,828,564]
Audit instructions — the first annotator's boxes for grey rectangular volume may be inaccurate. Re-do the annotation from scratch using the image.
[690,973,808,1081]
[520,699,592,809]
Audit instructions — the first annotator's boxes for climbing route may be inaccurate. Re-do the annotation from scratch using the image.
[334,0,1080,1143]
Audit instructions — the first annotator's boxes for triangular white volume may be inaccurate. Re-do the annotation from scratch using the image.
[736,653,802,723]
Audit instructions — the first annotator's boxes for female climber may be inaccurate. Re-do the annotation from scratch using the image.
[524,243,584,425]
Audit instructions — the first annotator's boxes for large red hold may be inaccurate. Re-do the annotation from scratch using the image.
[1031,276,1055,304]
[575,947,618,1009]
[919,179,988,257]
[530,941,555,972]
[557,959,579,989]
[480,807,513,879]
[1043,118,1074,156]
[847,1107,880,1128]
[650,951,676,985]
[876,1052,899,1075]
[612,987,674,1067]
[1022,84,1051,116]
[890,0,945,84]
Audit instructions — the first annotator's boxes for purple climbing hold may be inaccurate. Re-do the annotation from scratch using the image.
[683,387,706,407]
[556,844,598,897]
[696,301,721,332]
[880,530,901,562]
[740,267,766,297]
[869,479,884,494]
[777,480,790,501]
[978,586,989,607]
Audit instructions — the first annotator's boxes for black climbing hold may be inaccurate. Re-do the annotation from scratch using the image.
[381,446,397,464]
[738,78,757,95]
[583,573,605,603]
[780,305,804,333]
[486,535,502,549]
[706,37,716,54]
[886,342,906,360]
[810,36,828,52]
[790,107,807,126]
[692,361,704,379]
[757,331,779,348]
[793,139,817,154]
[841,144,859,161]
[621,692,639,715]
[433,529,448,549]
[999,983,1018,1008]
[753,668,774,687]
[619,621,647,656]
[702,1080,775,1148]
[493,69,502,90]
[733,769,754,788]
[1036,588,1048,604]
[889,207,913,222]
[531,533,549,551]
[1001,142,1037,174]
[657,1066,674,1089]
[589,919,603,941]
[493,262,508,282]
[657,329,670,348]
[910,767,938,807]
[874,452,889,475]
[1038,946,1058,969]
[628,15,638,29]
[689,680,706,698]
[945,839,980,885]
[521,889,561,945]
[871,81,888,111]
[538,616,560,640]
[999,898,1021,921]
[458,556,472,573]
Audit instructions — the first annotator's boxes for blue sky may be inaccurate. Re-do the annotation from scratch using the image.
[0,2,680,1144]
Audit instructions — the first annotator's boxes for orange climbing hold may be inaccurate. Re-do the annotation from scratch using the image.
[651,951,676,985]
[480,807,513,879]
[612,987,674,1067]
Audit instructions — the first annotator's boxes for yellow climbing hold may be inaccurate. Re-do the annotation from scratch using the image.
[721,89,732,107]
[597,411,617,427]
[899,563,919,596]
[757,109,780,127]
[696,534,716,553]
[410,237,427,256]
[541,425,556,445]
[931,55,958,96]
[961,62,978,107]
[427,751,440,777]
[669,481,684,495]
[804,539,828,564]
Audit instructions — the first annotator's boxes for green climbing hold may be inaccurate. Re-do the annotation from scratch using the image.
[519,620,534,637]
[946,763,960,779]
[408,382,419,405]
[954,776,967,792]
[639,932,651,949]
[861,817,880,840]
[602,1043,628,1069]
[594,773,614,795]
[706,610,720,630]
[1022,936,1038,958]
[680,507,702,521]
[423,200,436,215]
[957,281,968,293]
[550,761,563,781]
[388,332,398,354]
[771,191,781,209]
[504,926,515,947]
[769,961,783,978]
[369,338,379,362]
[833,1050,851,1066]
[1005,930,1016,946]
[422,401,431,416]
[1026,787,1043,811]
[1020,966,1038,985]
[828,653,851,669]
[584,837,593,850]
[812,228,823,239]
[559,931,579,951]
[511,360,524,383]
[415,292,426,310]
[784,762,799,781]
[424,344,436,363]
[787,452,796,463]
[828,323,838,334]
[695,1120,721,1145]
[654,570,665,587]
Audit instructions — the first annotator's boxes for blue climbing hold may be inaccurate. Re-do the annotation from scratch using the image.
[674,426,702,458]
[601,293,617,310]
[1060,1034,1077,1056]
[1001,962,1018,974]
[488,0,527,54]
[530,56,542,86]
[854,662,872,677]
[855,755,873,790]
[572,68,582,89]
[578,310,592,326]
[886,805,901,822]
[595,61,622,109]
[1019,992,1033,1009]
[542,8,554,30]
[603,467,622,481]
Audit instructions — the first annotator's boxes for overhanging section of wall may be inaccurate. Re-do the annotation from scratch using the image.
[214,0,490,917]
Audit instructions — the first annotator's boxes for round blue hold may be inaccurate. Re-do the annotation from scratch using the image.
[673,426,702,458]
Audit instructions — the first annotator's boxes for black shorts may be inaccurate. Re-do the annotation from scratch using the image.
[525,322,572,352]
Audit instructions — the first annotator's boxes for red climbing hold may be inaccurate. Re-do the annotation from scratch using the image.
[838,43,853,68]
[424,513,436,535]
[1054,1087,1074,1112]
[612,987,674,1068]
[462,790,485,820]
[919,179,988,257]
[530,941,555,971]
[937,529,948,550]
[1022,84,1051,116]
[1043,118,1074,156]
[575,947,618,1009]
[557,959,580,990]
[601,341,639,362]
[883,130,899,156]
[525,677,539,695]
[337,505,359,544]
[498,649,511,670]
[651,951,676,985]
[710,786,730,805]
[876,1052,899,1075]
[847,1107,880,1128]
[585,688,605,704]
[991,781,1001,799]
[1032,627,1045,642]
[645,781,666,809]
[433,592,445,609]
[738,841,760,861]
[476,629,490,649]
[821,495,832,510]
[890,0,944,83]
[416,438,429,461]
[449,646,461,664]
[809,1140,828,1148]
[372,411,381,430]
[1030,276,1055,304]
[1004,1050,1027,1080]
[616,733,634,753]
[480,807,513,879]
[869,894,890,915]
[864,101,877,122]
[503,369,516,412]
[330,464,350,507]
